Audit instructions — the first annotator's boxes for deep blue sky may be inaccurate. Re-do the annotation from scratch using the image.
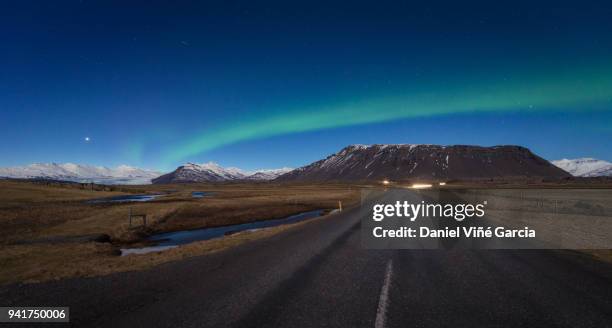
[1,1,611,171]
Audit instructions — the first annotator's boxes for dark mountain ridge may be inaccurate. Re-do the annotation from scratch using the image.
[275,144,570,182]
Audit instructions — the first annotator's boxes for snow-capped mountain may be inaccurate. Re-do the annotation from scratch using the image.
[245,168,294,180]
[152,162,293,183]
[276,144,570,182]
[551,158,612,177]
[0,163,162,185]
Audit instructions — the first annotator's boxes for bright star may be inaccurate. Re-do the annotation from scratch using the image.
[84,137,90,142]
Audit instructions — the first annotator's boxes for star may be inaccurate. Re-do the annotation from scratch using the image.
[84,137,90,142]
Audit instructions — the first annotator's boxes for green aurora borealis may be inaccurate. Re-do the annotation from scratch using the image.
[4,1,612,169]
[163,64,612,165]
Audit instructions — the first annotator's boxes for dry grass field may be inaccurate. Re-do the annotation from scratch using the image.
[0,180,361,285]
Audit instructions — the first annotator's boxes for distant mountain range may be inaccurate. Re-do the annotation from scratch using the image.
[276,144,570,182]
[2,148,609,185]
[0,163,162,185]
[151,162,292,184]
[551,158,612,177]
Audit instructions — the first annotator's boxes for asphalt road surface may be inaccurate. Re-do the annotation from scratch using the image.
[2,191,612,327]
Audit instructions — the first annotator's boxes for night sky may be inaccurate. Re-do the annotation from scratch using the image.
[2,1,612,171]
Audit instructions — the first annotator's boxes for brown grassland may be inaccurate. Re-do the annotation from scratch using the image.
[0,180,360,285]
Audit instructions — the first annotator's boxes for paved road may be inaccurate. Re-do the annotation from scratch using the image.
[2,191,612,327]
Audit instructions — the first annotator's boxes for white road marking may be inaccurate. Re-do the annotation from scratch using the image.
[375,259,393,328]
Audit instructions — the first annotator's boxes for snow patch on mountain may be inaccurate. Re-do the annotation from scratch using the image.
[0,163,162,184]
[551,158,612,177]
[182,162,248,180]
[245,168,294,180]
[152,162,293,183]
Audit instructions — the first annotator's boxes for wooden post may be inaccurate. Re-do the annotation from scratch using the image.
[338,200,343,211]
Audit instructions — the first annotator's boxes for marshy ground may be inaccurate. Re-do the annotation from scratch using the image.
[0,180,360,285]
